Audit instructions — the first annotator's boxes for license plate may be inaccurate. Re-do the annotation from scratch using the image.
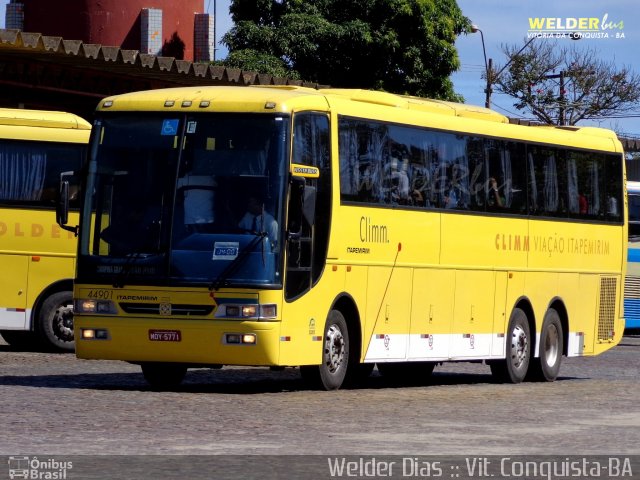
[148,329,182,342]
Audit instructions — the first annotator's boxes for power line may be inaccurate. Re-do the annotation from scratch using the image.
[491,102,526,118]
[583,114,640,119]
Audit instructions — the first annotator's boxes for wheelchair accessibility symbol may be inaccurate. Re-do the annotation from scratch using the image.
[161,119,179,136]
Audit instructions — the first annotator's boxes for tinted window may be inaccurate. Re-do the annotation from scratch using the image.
[338,116,623,224]
[0,139,84,208]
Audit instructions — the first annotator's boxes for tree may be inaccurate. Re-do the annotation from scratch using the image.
[163,32,186,60]
[222,49,301,79]
[493,40,640,125]
[222,0,471,100]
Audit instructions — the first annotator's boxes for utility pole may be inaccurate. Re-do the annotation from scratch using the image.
[559,70,565,126]
[485,58,493,109]
[540,72,566,125]
[471,25,538,110]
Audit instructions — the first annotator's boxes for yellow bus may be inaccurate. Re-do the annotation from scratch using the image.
[0,108,90,351]
[61,86,626,389]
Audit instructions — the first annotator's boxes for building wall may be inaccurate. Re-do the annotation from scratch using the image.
[194,13,215,62]
[6,2,25,30]
[21,0,203,60]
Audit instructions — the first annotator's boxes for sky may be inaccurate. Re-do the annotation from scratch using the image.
[452,0,640,137]
[1,0,639,136]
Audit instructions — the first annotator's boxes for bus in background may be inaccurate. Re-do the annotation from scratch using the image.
[625,180,640,329]
[61,86,626,389]
[0,108,90,351]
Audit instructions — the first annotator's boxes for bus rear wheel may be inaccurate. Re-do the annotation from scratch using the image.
[141,363,187,389]
[36,291,75,352]
[301,310,354,390]
[490,308,530,383]
[527,309,563,382]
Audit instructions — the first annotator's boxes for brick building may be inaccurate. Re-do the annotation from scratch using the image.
[4,0,215,61]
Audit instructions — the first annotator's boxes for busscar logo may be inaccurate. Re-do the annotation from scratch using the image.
[8,456,73,479]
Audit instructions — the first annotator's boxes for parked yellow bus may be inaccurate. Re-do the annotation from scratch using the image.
[61,86,625,389]
[0,108,90,351]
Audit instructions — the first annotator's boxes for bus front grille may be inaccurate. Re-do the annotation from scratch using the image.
[119,303,214,317]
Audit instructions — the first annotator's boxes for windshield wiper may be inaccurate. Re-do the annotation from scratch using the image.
[209,232,267,291]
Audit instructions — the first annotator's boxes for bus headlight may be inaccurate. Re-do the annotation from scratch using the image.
[75,299,118,314]
[215,304,277,320]
[81,328,110,340]
[224,333,257,345]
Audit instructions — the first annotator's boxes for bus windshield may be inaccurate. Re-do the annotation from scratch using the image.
[78,113,289,288]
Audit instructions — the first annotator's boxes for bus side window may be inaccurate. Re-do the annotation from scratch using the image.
[603,154,622,222]
[529,146,563,217]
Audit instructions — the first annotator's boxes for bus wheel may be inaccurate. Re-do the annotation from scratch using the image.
[301,310,353,390]
[527,309,563,382]
[36,291,75,352]
[141,363,187,389]
[490,308,530,383]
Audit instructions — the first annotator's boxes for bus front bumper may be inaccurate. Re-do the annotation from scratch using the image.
[74,316,282,366]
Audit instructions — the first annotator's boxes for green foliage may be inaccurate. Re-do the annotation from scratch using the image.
[223,0,471,100]
[223,49,301,79]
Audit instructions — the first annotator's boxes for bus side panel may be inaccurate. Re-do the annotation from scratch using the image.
[555,272,581,356]
[450,269,495,359]
[575,274,599,354]
[0,254,29,328]
[408,269,455,361]
[363,267,411,361]
[26,255,74,316]
[344,264,369,362]
[0,210,78,331]
[279,265,346,366]
[441,215,529,271]
[490,271,508,357]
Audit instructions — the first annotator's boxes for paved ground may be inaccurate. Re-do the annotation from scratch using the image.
[1,333,639,459]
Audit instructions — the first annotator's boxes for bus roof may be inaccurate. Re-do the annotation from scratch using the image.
[96,85,622,153]
[0,108,91,143]
[0,108,91,130]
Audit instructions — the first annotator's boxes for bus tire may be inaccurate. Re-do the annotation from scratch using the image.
[527,309,563,382]
[490,308,530,383]
[36,291,75,352]
[141,363,187,389]
[301,310,354,390]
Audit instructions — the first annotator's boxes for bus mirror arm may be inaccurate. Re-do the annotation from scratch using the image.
[56,172,79,237]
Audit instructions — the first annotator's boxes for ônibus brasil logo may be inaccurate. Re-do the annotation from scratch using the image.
[8,456,73,479]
